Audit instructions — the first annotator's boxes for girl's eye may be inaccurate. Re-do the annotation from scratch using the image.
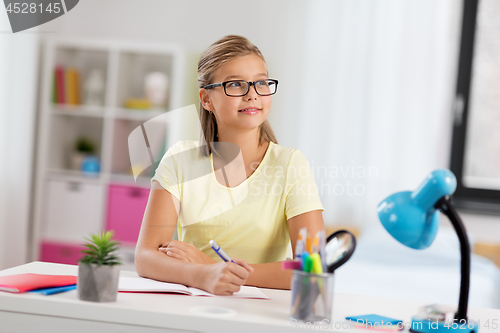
[256,80,269,87]
[227,81,242,87]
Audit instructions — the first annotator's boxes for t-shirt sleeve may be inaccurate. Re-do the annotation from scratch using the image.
[151,144,181,200]
[285,150,324,220]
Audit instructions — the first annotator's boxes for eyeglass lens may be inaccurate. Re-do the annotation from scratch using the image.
[225,80,277,96]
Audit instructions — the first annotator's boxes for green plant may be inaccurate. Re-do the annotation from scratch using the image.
[75,136,95,154]
[79,231,122,266]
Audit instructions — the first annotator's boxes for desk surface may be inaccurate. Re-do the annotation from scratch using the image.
[0,262,499,333]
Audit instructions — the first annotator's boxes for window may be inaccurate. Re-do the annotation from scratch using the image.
[450,0,500,213]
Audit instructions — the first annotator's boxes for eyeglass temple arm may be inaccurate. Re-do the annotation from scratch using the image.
[204,83,223,90]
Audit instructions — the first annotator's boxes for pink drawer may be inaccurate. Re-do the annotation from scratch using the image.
[40,241,86,265]
[106,184,150,243]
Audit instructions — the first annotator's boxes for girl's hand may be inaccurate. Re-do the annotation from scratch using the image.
[230,258,254,273]
[158,240,217,265]
[199,260,254,295]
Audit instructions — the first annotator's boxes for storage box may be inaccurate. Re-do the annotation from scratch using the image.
[43,179,103,242]
[40,241,85,265]
[106,184,149,244]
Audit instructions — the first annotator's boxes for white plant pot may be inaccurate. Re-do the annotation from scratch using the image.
[77,262,120,302]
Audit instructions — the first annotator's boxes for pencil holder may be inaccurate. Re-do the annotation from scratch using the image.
[290,270,334,323]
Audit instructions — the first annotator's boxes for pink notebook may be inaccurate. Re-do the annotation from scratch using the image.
[0,273,77,293]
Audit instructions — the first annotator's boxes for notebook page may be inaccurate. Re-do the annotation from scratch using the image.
[118,277,190,294]
[188,286,271,299]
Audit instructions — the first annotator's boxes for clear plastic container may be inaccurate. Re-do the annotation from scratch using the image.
[290,270,334,323]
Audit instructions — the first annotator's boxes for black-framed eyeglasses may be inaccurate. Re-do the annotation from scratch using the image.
[203,79,278,97]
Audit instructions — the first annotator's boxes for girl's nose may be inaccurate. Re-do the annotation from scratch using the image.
[245,87,258,100]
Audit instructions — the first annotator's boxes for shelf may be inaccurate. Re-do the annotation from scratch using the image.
[47,169,102,184]
[109,173,152,188]
[53,47,109,107]
[115,52,173,110]
[47,116,104,171]
[50,106,169,121]
[51,104,106,117]
[33,37,185,264]
[112,107,167,121]
[110,117,166,178]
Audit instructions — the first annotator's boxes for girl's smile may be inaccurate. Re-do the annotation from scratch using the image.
[238,106,261,115]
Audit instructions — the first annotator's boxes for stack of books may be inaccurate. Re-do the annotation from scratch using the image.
[53,65,81,105]
[0,273,77,295]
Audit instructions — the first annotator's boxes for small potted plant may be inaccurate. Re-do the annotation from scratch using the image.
[72,136,96,170]
[78,230,122,302]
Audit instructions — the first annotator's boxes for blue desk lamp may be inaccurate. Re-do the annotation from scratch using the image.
[377,169,478,333]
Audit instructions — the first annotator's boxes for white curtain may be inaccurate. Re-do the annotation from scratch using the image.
[275,0,462,228]
[0,13,40,269]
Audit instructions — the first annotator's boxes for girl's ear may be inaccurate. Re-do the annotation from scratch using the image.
[199,89,213,111]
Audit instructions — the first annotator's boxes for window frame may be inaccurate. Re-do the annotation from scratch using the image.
[450,0,500,214]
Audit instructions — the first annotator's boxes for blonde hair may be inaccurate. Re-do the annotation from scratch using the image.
[197,35,277,157]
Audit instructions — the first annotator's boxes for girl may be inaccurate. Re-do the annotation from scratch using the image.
[135,35,325,295]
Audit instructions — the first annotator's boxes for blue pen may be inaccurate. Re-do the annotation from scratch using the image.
[209,240,234,263]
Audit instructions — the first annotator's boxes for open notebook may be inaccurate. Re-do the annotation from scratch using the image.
[119,277,270,300]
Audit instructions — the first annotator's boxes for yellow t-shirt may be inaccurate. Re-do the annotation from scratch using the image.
[151,140,324,264]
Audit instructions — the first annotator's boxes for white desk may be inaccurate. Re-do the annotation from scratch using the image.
[0,262,499,333]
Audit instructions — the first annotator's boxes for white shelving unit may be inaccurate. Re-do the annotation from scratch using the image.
[31,37,188,270]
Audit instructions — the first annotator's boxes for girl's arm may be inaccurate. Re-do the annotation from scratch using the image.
[134,181,252,295]
[243,210,325,290]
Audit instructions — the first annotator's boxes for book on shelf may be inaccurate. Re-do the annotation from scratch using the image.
[55,65,65,104]
[53,65,81,106]
[65,68,80,105]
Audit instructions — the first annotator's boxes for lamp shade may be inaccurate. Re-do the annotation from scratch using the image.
[377,169,457,249]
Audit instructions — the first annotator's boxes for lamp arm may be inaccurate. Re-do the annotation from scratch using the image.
[435,195,470,321]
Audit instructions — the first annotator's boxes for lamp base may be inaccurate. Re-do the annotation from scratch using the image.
[409,316,479,333]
